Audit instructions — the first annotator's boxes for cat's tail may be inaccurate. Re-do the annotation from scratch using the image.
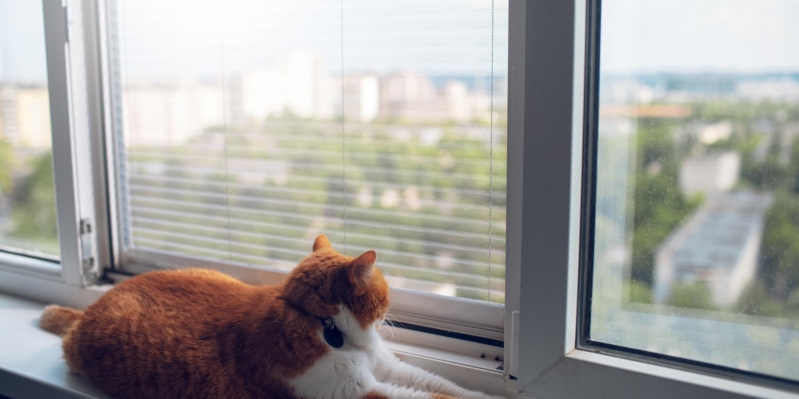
[40,305,83,336]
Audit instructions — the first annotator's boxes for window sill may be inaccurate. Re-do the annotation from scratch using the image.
[0,279,518,398]
[0,293,113,399]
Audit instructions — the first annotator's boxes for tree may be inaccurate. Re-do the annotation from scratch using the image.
[625,280,653,304]
[0,139,13,194]
[667,282,715,311]
[744,157,790,190]
[736,281,784,317]
[759,193,799,298]
[10,153,59,250]
[630,119,699,286]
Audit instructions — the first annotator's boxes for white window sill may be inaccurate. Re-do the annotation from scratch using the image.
[0,293,113,399]
[0,287,518,399]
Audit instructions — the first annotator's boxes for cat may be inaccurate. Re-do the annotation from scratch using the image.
[40,235,505,399]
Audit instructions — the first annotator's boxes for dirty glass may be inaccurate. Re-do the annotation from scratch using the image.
[589,0,799,381]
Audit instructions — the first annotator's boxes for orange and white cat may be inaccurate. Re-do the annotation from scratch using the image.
[40,235,504,399]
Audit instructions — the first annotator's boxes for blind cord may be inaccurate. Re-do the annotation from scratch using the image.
[487,0,495,303]
[220,7,233,263]
[340,0,348,254]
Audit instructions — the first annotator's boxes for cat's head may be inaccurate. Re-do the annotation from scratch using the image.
[282,235,389,333]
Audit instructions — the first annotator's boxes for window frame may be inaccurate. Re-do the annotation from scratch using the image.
[505,0,799,398]
[3,1,799,398]
[0,0,103,288]
[0,0,509,396]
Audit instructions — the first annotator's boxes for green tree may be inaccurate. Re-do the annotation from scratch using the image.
[786,288,799,318]
[791,138,799,194]
[631,119,699,286]
[760,193,799,298]
[625,280,653,304]
[10,153,59,249]
[0,139,13,194]
[667,282,715,311]
[744,157,790,190]
[736,281,784,317]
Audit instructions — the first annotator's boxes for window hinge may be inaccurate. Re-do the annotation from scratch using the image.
[79,218,99,285]
[63,5,71,43]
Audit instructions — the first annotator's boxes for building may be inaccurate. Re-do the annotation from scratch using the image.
[238,67,283,123]
[0,86,14,142]
[235,51,336,123]
[679,151,740,198]
[378,71,492,123]
[696,121,732,145]
[737,78,799,103]
[0,85,51,150]
[653,191,774,309]
[280,51,335,120]
[379,71,438,122]
[599,77,655,104]
[121,78,223,147]
[343,73,379,123]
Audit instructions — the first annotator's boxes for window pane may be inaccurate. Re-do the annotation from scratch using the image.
[590,0,799,382]
[111,0,507,303]
[0,1,59,258]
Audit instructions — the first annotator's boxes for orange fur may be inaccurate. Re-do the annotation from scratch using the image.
[45,235,390,399]
[40,305,84,336]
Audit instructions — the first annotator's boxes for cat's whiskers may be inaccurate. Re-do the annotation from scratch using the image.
[382,312,401,342]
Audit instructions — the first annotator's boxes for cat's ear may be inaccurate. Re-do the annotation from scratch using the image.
[313,234,332,252]
[348,250,376,296]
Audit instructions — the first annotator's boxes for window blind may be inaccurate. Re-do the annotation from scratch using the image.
[112,0,508,303]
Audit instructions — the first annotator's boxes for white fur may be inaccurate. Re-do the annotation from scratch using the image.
[290,306,504,399]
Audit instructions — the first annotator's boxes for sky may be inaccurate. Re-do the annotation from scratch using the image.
[3,0,799,83]
[601,0,799,74]
[113,0,508,81]
[0,0,48,83]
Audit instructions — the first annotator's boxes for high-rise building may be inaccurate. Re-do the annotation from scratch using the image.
[679,151,740,198]
[236,51,336,122]
[343,73,379,123]
[653,191,773,309]
[121,78,223,147]
[0,85,51,150]
[378,72,491,123]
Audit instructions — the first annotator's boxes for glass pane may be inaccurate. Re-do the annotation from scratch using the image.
[111,0,507,303]
[0,1,59,258]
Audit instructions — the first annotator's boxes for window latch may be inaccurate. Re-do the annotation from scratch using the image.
[79,218,99,285]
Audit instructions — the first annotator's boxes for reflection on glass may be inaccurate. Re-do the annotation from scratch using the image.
[113,0,508,303]
[591,0,799,382]
[0,1,59,257]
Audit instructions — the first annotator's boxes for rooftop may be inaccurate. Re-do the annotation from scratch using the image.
[660,191,774,271]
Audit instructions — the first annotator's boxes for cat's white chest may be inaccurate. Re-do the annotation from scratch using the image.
[290,345,378,398]
[289,307,384,399]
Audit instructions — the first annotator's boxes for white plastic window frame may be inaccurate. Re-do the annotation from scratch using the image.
[100,0,506,343]
[3,2,797,398]
[2,2,510,394]
[0,5,510,396]
[503,1,799,398]
[0,0,107,304]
